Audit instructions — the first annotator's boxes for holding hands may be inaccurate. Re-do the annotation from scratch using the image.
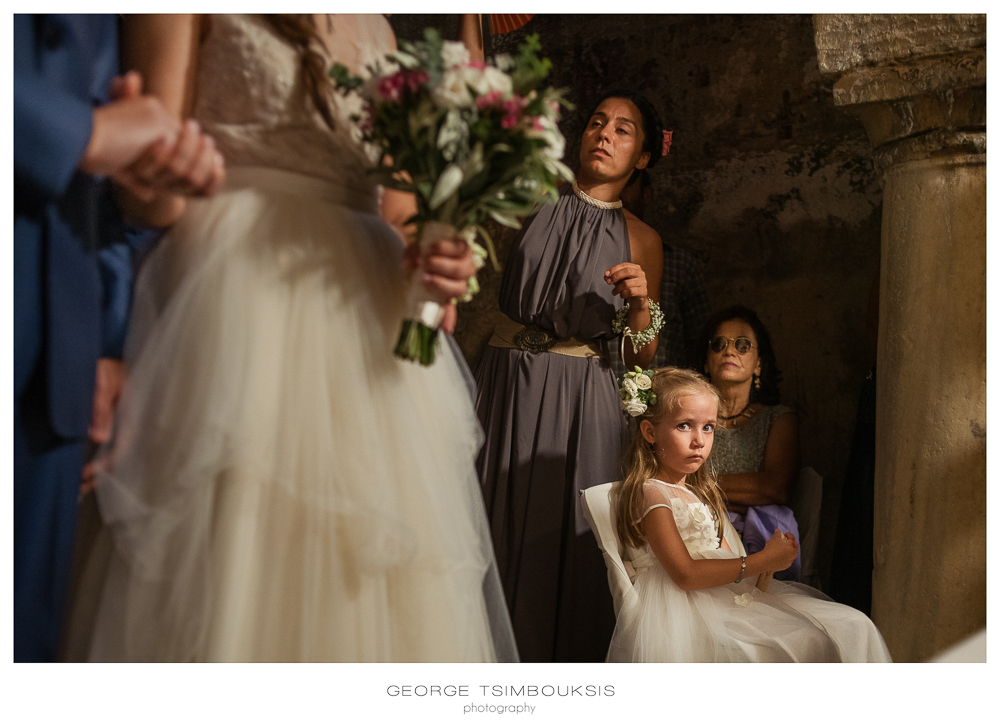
[80,71,225,207]
[761,529,799,572]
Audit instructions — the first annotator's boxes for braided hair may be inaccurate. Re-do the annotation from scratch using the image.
[262,15,337,131]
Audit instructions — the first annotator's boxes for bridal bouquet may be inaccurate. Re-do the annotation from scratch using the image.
[331,29,574,365]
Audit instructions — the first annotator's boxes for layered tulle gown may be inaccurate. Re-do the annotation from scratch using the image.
[81,14,516,662]
[607,480,891,662]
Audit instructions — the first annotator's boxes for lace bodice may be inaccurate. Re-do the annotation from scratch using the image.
[634,480,721,561]
[193,15,389,194]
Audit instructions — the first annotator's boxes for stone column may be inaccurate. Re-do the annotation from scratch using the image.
[813,15,985,661]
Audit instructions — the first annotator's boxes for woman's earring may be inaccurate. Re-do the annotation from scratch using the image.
[754,374,761,390]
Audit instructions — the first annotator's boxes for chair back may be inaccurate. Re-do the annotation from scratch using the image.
[580,483,639,617]
[789,466,823,588]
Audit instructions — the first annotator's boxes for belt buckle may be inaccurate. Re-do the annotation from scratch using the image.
[513,324,556,354]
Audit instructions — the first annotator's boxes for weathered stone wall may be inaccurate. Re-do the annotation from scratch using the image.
[814,13,985,73]
[391,14,884,588]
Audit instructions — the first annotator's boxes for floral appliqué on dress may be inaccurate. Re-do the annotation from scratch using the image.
[670,500,719,556]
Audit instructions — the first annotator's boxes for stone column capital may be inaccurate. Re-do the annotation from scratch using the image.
[812,14,985,174]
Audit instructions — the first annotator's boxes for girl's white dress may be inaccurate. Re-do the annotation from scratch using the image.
[607,480,890,662]
[83,15,516,662]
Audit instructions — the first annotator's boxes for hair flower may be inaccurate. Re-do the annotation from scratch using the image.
[662,130,673,156]
[618,366,658,418]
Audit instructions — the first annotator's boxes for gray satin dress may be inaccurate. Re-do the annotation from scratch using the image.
[474,187,630,662]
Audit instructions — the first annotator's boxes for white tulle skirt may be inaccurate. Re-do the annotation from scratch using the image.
[607,545,891,663]
[85,167,516,662]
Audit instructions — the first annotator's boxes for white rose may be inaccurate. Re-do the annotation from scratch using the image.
[526,114,566,160]
[493,53,514,72]
[440,41,470,68]
[734,592,753,608]
[635,373,652,390]
[464,65,513,97]
[431,68,474,109]
[623,399,647,417]
[622,379,638,396]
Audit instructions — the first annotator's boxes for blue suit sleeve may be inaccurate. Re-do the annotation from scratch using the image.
[14,68,94,205]
[97,242,132,359]
[98,225,164,359]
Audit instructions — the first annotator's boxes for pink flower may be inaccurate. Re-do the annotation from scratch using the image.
[467,59,487,70]
[501,99,522,129]
[377,72,405,103]
[530,116,546,131]
[476,90,504,110]
[403,70,428,94]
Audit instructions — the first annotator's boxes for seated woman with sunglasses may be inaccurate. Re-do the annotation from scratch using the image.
[694,305,802,580]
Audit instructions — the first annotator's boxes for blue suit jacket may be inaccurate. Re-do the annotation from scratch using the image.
[14,14,135,447]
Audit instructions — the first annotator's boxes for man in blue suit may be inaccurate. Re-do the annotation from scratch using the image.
[14,14,223,661]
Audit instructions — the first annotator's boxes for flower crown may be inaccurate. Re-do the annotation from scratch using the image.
[619,367,657,417]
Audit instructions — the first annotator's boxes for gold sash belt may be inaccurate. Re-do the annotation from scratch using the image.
[488,314,605,359]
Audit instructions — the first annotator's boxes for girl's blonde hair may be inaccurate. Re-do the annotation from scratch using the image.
[613,367,729,549]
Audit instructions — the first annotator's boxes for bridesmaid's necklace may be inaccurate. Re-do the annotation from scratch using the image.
[572,181,622,209]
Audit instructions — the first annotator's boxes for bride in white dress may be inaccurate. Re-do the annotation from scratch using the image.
[82,14,516,662]
[607,367,890,662]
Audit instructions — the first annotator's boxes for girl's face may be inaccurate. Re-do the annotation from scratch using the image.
[705,318,761,386]
[578,97,650,184]
[641,393,718,485]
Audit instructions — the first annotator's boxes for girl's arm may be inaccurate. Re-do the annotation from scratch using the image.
[718,412,800,513]
[644,507,797,591]
[116,14,213,227]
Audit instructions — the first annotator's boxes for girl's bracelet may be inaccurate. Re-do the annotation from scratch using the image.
[611,299,665,354]
[735,555,746,583]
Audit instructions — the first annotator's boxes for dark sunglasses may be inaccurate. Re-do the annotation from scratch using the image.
[709,336,755,355]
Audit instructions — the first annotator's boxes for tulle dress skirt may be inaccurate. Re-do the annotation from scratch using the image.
[84,167,516,662]
[607,544,891,663]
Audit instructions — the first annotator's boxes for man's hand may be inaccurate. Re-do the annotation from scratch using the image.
[80,71,225,202]
[82,359,126,495]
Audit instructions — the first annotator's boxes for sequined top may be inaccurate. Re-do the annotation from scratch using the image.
[712,404,794,474]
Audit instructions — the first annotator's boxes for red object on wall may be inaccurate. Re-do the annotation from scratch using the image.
[489,14,535,35]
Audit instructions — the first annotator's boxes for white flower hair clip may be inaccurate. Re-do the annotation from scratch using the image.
[618,367,657,417]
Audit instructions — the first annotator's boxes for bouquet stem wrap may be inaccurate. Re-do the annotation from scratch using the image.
[395,221,454,365]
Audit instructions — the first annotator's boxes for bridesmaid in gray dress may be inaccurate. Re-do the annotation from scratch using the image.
[475,89,667,662]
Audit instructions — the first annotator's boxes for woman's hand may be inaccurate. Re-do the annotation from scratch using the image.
[121,118,225,200]
[761,529,798,572]
[604,262,649,307]
[403,236,476,334]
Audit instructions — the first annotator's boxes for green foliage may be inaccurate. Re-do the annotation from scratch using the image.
[330,28,575,288]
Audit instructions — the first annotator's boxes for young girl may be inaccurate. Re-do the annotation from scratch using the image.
[607,367,890,662]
